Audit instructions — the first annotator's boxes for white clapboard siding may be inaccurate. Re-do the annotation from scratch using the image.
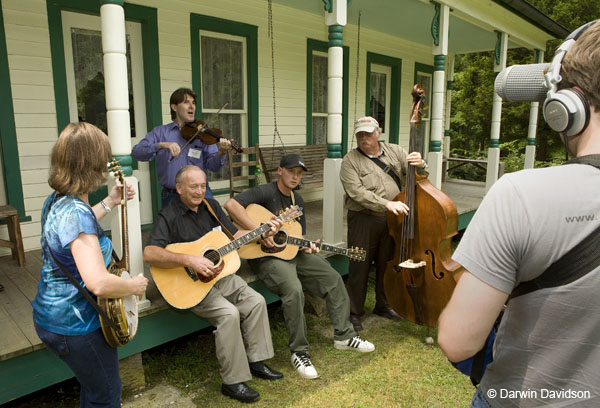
[2,0,439,252]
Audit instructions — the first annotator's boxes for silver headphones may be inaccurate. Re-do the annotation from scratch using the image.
[543,20,598,137]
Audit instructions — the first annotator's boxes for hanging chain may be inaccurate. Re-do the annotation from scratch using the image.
[268,0,286,160]
[351,10,362,150]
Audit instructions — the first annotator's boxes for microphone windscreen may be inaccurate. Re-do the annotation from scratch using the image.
[494,63,550,102]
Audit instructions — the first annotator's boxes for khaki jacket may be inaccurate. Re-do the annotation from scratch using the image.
[340,143,424,213]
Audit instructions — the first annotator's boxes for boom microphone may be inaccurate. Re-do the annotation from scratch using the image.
[494,63,550,102]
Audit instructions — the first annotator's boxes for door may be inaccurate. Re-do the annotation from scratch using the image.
[61,11,152,226]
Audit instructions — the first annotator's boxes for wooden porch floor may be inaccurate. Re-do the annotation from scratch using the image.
[0,179,484,364]
[0,180,484,402]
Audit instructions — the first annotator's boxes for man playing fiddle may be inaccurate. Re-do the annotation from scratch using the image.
[340,116,427,331]
[132,87,231,205]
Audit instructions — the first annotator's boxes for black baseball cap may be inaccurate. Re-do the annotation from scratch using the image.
[279,154,308,171]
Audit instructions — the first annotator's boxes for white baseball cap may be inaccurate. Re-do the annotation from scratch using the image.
[354,116,380,135]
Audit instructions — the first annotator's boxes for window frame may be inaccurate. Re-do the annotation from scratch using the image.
[365,52,402,145]
[191,14,258,147]
[305,39,349,155]
[47,0,162,216]
[414,62,434,157]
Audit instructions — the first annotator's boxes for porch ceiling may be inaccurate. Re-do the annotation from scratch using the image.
[272,0,566,54]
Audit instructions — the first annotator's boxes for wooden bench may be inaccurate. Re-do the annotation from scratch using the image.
[0,205,25,267]
[260,144,328,189]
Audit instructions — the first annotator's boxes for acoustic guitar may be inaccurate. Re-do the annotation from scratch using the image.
[151,205,302,309]
[237,204,366,262]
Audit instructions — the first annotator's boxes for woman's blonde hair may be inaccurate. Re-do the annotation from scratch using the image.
[48,122,112,195]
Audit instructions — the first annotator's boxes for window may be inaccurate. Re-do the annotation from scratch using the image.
[199,31,248,187]
[365,52,401,144]
[370,64,392,141]
[414,63,434,156]
[63,12,142,138]
[311,52,328,145]
[61,11,152,225]
[306,39,349,152]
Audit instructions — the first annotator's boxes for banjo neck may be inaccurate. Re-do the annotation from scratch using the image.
[108,160,130,271]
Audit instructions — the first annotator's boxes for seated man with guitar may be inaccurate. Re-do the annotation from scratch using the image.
[225,154,375,380]
[143,165,285,404]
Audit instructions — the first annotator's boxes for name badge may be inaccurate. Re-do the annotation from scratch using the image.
[188,148,202,159]
[212,226,222,232]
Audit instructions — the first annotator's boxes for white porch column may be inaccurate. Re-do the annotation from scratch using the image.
[428,2,449,189]
[101,0,149,309]
[486,31,508,192]
[443,54,455,180]
[322,0,347,245]
[524,49,544,169]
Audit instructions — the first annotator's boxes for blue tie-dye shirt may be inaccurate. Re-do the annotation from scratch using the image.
[32,192,113,335]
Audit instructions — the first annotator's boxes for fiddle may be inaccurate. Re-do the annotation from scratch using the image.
[180,120,243,153]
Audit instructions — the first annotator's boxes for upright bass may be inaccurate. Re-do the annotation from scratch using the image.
[383,85,463,327]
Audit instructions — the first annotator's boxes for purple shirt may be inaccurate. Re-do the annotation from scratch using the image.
[132,122,226,190]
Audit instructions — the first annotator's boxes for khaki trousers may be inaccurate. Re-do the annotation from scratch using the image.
[190,274,274,384]
[249,252,355,354]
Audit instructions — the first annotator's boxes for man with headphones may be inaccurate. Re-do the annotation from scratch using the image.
[438,21,600,407]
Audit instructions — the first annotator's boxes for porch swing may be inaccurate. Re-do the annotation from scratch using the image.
[227,0,327,197]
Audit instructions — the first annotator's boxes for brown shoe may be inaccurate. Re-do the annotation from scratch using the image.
[373,305,405,322]
[350,314,363,331]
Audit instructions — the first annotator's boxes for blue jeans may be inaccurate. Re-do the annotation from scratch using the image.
[471,386,492,408]
[35,324,121,408]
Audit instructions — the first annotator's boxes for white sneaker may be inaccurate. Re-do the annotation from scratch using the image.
[334,335,375,352]
[291,352,318,379]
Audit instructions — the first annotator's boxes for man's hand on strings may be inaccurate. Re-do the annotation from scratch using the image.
[407,152,426,168]
[188,256,216,278]
[302,240,320,254]
[260,216,284,248]
[386,200,410,216]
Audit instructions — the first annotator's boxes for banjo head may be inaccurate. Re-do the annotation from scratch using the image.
[119,270,139,339]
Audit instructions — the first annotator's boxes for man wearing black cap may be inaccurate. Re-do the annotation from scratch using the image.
[225,154,375,380]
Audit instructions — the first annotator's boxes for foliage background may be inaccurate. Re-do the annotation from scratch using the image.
[448,0,600,180]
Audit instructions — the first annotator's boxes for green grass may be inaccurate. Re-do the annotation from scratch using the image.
[8,280,474,407]
[140,281,474,407]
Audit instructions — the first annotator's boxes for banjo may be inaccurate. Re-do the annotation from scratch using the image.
[98,160,138,347]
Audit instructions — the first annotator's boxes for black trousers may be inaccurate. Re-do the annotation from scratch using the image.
[346,210,394,317]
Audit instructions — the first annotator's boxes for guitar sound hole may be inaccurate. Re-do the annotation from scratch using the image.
[198,249,223,283]
[273,231,287,246]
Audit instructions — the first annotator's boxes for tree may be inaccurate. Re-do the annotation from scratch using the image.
[449,0,600,175]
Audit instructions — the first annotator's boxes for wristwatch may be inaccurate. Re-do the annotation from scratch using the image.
[421,160,428,170]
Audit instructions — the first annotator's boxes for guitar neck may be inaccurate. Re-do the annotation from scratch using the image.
[217,223,273,257]
[286,236,349,256]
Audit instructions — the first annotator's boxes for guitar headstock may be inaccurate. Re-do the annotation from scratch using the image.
[278,205,303,223]
[347,246,366,262]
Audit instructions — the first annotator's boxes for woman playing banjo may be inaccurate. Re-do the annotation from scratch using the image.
[31,122,148,407]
